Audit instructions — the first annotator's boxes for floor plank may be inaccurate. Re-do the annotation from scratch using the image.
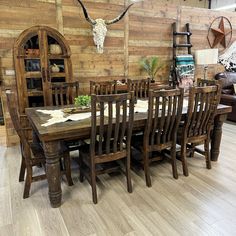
[0,121,236,235]
[0,125,6,146]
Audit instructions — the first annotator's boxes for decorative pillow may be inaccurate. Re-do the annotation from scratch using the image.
[175,54,195,92]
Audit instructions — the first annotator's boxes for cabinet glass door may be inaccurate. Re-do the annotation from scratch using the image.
[23,35,44,107]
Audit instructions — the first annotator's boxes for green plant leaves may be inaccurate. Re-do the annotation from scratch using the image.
[139,56,163,80]
[74,95,91,107]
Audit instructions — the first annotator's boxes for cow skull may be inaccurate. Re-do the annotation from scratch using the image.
[76,0,134,53]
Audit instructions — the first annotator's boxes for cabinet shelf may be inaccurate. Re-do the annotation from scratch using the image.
[48,54,69,59]
[27,90,43,96]
[18,55,40,59]
[50,72,66,77]
[25,72,42,78]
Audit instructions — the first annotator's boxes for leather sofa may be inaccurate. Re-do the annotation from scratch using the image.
[215,72,236,122]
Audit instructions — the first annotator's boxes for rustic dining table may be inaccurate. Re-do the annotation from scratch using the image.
[25,103,232,208]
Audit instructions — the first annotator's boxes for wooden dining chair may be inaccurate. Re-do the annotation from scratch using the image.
[51,81,79,106]
[51,81,85,152]
[90,80,117,95]
[127,78,150,99]
[178,85,220,176]
[6,90,73,198]
[187,79,222,157]
[79,92,135,204]
[131,88,184,187]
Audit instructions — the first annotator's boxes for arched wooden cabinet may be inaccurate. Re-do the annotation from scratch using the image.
[14,26,72,115]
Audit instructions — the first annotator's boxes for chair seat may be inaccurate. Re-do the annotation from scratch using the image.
[80,146,121,173]
[131,135,165,162]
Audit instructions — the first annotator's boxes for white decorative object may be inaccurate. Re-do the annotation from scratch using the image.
[218,40,236,71]
[49,44,62,55]
[51,64,60,73]
[76,0,134,53]
[37,109,93,127]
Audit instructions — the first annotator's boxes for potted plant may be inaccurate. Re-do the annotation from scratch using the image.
[139,56,163,83]
[74,95,91,109]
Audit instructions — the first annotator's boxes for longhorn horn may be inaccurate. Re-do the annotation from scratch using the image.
[76,0,96,25]
[105,3,134,25]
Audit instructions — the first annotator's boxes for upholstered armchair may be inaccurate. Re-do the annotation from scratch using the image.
[215,72,236,122]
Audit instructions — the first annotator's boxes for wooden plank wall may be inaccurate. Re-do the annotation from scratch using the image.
[63,0,128,92]
[0,0,233,146]
[0,0,58,146]
[128,1,178,82]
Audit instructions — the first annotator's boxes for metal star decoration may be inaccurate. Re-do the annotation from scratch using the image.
[207,16,232,49]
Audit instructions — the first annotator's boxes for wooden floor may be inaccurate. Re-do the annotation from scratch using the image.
[0,122,236,235]
[0,125,6,146]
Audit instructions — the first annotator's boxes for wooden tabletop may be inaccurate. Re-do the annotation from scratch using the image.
[25,103,232,143]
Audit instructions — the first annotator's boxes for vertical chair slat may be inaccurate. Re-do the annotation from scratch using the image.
[163,95,171,143]
[106,101,113,154]
[119,100,127,151]
[113,101,120,153]
[169,95,178,141]
[98,102,104,155]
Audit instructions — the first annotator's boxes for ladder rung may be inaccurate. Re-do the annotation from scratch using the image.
[173,43,192,48]
[173,32,192,36]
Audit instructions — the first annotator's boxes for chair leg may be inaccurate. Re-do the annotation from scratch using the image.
[23,167,32,199]
[181,142,189,176]
[19,157,26,182]
[205,140,211,169]
[189,143,195,158]
[126,157,132,193]
[143,151,151,187]
[79,154,84,182]
[63,152,73,186]
[171,146,178,179]
[91,165,97,204]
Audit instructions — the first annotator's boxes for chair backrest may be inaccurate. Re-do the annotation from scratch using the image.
[197,79,222,107]
[51,81,79,106]
[184,85,219,138]
[90,92,134,162]
[6,90,29,148]
[127,78,150,99]
[197,79,216,87]
[90,80,117,95]
[144,88,184,149]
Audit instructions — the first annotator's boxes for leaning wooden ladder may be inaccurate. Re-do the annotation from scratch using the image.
[170,22,192,87]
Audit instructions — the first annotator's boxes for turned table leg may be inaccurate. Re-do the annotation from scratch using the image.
[43,141,62,208]
[211,114,228,162]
